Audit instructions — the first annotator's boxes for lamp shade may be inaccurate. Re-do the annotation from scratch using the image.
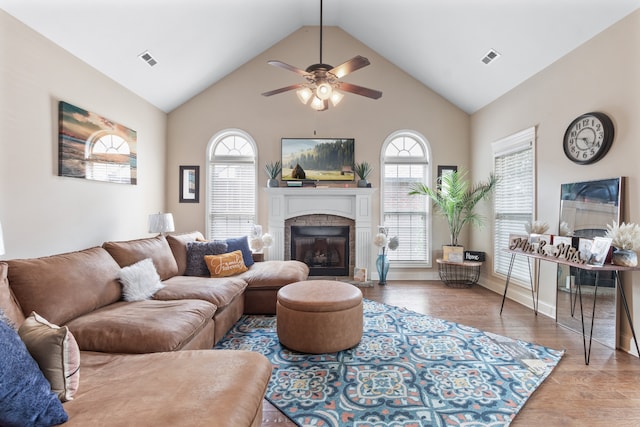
[148,213,175,234]
[0,220,5,256]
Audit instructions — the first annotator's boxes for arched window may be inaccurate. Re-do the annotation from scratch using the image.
[86,132,134,184]
[207,129,257,239]
[381,131,431,264]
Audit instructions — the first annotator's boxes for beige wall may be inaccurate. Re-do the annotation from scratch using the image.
[167,26,470,278]
[0,10,168,259]
[471,10,640,353]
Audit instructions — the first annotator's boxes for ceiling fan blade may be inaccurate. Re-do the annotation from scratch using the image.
[261,84,304,97]
[339,82,383,100]
[329,55,370,79]
[267,60,309,76]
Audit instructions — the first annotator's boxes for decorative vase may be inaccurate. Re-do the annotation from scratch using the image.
[376,253,390,285]
[612,248,638,267]
[267,178,279,188]
[357,179,368,188]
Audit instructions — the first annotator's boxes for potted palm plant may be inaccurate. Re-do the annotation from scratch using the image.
[264,160,282,188]
[408,168,497,260]
[353,162,373,187]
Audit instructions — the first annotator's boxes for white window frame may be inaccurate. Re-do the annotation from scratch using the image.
[380,130,432,267]
[206,129,258,240]
[492,126,536,286]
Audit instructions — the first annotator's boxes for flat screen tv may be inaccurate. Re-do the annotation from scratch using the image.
[281,138,355,181]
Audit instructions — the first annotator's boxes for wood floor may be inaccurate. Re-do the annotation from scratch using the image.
[261,281,640,427]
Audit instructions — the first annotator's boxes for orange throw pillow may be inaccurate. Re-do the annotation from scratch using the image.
[204,250,248,278]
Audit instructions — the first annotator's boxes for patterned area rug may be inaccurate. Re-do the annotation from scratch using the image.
[215,300,564,427]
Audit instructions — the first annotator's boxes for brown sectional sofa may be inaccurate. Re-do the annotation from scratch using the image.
[0,231,309,426]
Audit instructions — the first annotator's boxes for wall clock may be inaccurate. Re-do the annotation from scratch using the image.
[563,112,614,164]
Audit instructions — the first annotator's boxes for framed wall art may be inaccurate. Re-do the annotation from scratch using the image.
[58,101,137,185]
[437,165,458,181]
[179,165,199,203]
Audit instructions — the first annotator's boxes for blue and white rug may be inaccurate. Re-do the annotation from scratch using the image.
[215,299,564,427]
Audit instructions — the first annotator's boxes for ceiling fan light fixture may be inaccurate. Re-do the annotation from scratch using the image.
[261,0,382,109]
[330,90,344,107]
[316,81,333,100]
[296,87,313,104]
[310,96,326,111]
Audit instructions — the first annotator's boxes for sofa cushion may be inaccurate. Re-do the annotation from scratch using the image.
[62,350,272,427]
[185,240,228,276]
[118,258,164,301]
[156,275,247,309]
[225,236,254,267]
[19,312,81,402]
[0,319,69,426]
[236,260,310,288]
[103,235,179,281]
[0,262,25,328]
[166,231,206,275]
[65,299,217,353]
[7,247,122,326]
[205,250,248,278]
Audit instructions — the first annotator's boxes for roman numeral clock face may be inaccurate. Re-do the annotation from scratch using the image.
[563,112,614,164]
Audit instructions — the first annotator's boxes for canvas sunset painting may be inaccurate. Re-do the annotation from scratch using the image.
[58,101,137,184]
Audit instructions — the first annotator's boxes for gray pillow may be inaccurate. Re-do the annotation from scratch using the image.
[185,241,228,276]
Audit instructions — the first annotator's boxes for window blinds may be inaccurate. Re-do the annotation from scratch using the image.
[383,163,429,262]
[492,127,535,284]
[209,161,256,239]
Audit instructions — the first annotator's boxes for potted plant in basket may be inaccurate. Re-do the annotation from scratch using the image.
[264,160,282,188]
[353,161,373,188]
[408,168,497,261]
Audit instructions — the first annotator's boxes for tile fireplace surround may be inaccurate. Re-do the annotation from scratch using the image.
[265,187,376,276]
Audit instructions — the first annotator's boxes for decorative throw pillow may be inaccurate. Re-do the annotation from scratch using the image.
[0,261,25,328]
[19,312,81,402]
[118,258,164,301]
[0,308,13,329]
[0,319,68,426]
[184,240,228,276]
[204,250,249,278]
[225,236,255,267]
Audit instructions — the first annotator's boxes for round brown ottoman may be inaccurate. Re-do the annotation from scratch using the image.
[276,280,363,354]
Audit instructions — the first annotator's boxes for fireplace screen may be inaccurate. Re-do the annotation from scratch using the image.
[291,226,349,276]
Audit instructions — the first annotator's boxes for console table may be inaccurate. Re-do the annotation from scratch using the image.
[501,249,640,365]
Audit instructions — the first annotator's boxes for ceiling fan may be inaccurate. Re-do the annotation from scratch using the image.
[261,0,382,111]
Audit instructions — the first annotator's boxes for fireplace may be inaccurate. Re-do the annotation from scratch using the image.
[291,225,349,276]
[265,187,375,279]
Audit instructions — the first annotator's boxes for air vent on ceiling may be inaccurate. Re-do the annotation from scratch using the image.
[138,51,157,67]
[481,49,501,65]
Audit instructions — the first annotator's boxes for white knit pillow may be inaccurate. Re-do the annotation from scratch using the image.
[118,258,164,301]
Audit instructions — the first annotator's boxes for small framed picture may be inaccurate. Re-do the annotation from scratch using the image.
[354,267,367,282]
[179,165,199,203]
[587,236,612,266]
[437,165,458,181]
[578,238,593,261]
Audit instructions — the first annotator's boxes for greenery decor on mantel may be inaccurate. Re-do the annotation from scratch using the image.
[264,160,282,188]
[408,168,497,247]
[353,161,373,187]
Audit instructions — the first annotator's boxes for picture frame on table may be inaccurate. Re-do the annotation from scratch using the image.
[587,236,612,266]
[179,165,199,203]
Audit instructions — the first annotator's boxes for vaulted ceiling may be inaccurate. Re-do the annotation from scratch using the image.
[2,0,639,113]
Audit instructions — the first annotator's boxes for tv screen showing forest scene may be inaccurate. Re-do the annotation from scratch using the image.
[281,138,355,181]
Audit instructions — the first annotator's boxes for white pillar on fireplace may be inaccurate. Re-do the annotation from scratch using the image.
[265,187,376,277]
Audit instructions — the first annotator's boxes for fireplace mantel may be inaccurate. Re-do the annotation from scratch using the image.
[265,187,376,274]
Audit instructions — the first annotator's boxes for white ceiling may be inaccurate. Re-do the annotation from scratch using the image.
[2,0,639,113]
